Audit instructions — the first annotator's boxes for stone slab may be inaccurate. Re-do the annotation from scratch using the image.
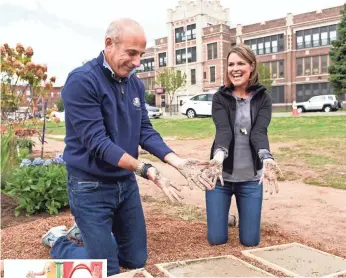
[242,242,346,277]
[155,255,275,277]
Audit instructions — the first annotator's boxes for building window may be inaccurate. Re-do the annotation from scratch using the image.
[264,60,284,79]
[279,60,284,78]
[209,66,216,83]
[312,28,320,47]
[271,61,277,78]
[312,56,319,75]
[203,71,207,79]
[186,24,196,40]
[269,86,285,103]
[244,33,284,55]
[297,55,329,76]
[141,77,155,91]
[207,43,217,60]
[295,24,338,49]
[321,55,328,73]
[304,57,311,76]
[296,83,334,102]
[175,47,196,65]
[175,27,185,43]
[175,24,196,43]
[296,58,303,76]
[191,69,196,85]
[139,58,154,72]
[158,52,167,67]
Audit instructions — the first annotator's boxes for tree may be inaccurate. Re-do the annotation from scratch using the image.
[144,91,155,106]
[1,43,56,119]
[329,4,346,95]
[257,63,273,92]
[1,43,56,158]
[155,68,186,116]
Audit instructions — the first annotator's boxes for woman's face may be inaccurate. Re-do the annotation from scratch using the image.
[227,52,253,89]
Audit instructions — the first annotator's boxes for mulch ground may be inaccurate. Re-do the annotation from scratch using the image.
[1,194,345,277]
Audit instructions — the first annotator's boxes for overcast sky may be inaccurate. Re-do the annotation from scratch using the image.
[1,0,345,86]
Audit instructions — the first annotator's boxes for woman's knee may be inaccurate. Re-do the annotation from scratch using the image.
[239,236,260,247]
[208,234,228,246]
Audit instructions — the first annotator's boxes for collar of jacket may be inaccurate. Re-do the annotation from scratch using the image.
[96,51,136,84]
[218,83,267,98]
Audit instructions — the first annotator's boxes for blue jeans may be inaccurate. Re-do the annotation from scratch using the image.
[51,173,147,276]
[206,181,263,247]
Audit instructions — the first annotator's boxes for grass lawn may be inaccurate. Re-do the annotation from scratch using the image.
[44,116,346,189]
[150,116,346,141]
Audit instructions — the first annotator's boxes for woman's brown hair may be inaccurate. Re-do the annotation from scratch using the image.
[224,44,259,91]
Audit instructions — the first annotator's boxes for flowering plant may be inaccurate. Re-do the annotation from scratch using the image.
[4,153,68,216]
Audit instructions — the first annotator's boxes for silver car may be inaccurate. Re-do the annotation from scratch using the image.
[145,103,163,119]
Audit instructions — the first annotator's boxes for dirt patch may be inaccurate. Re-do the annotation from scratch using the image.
[2,198,345,277]
[1,193,70,229]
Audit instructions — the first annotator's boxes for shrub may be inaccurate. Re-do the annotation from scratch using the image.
[4,153,68,216]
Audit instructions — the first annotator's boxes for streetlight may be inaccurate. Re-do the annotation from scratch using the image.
[184,7,189,98]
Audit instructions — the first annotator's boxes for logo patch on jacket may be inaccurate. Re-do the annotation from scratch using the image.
[133,97,140,107]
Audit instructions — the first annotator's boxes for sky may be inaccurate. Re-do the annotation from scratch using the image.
[1,0,345,86]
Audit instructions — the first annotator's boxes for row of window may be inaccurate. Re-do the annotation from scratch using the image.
[269,83,338,103]
[175,24,197,43]
[262,60,285,79]
[296,24,337,49]
[187,67,217,85]
[244,34,285,55]
[140,42,219,72]
[176,47,197,64]
[138,58,155,73]
[296,82,334,102]
[296,55,329,76]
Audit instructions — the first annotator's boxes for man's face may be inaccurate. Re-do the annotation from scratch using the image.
[105,31,146,78]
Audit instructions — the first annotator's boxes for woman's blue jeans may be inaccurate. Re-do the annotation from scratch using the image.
[206,181,263,247]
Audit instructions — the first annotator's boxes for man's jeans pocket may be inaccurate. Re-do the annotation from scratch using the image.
[67,175,101,218]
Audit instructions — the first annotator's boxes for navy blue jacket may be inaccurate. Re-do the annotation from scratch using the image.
[62,52,173,182]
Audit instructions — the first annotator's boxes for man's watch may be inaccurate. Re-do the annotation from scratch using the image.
[135,162,154,179]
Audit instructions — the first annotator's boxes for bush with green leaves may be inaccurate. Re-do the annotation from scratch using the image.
[4,153,68,216]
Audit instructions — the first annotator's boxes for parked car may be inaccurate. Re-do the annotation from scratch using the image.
[145,103,162,119]
[180,92,214,118]
[296,95,343,113]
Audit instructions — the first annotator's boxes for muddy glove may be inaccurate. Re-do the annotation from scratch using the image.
[259,158,282,195]
[200,150,225,189]
[176,158,212,191]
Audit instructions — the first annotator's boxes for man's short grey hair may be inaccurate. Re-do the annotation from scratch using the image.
[105,18,143,45]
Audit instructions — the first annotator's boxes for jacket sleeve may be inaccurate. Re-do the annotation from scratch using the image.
[250,93,272,155]
[62,72,126,166]
[138,80,174,161]
[212,93,233,158]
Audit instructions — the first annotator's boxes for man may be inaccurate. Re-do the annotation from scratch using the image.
[42,18,211,277]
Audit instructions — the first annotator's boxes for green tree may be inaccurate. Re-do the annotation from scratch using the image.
[155,68,186,116]
[56,97,64,111]
[145,91,155,105]
[329,4,346,95]
[257,63,273,92]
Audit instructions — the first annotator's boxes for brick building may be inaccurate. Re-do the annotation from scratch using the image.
[136,0,344,110]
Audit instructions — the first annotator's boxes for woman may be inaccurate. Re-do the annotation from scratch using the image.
[200,44,281,247]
